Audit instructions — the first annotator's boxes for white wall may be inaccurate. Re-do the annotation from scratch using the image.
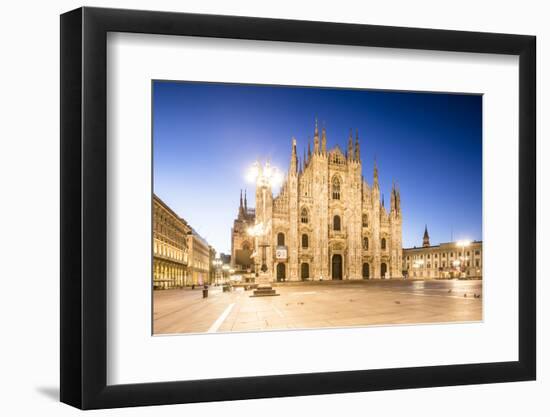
[0,0,546,416]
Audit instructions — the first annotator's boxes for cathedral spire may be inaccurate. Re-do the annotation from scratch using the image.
[303,146,307,168]
[321,122,327,154]
[355,129,360,161]
[239,189,244,217]
[391,182,396,212]
[373,157,379,188]
[308,137,312,161]
[290,137,297,174]
[313,118,320,154]
[423,225,430,247]
[244,189,248,210]
[347,129,353,160]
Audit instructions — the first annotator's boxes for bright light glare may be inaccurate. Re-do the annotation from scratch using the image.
[456,240,472,248]
[247,222,265,237]
[246,162,260,183]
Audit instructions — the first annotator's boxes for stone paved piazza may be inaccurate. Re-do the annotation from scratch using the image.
[153,280,482,335]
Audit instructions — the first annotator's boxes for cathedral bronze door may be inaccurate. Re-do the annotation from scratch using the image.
[332,254,343,280]
[381,262,387,279]
[362,263,370,279]
[276,263,286,282]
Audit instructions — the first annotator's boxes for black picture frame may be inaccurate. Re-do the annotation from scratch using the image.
[60,6,536,410]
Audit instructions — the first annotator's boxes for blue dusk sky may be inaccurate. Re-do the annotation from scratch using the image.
[153,81,482,254]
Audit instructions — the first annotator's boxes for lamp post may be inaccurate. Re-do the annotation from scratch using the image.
[456,240,471,278]
[213,256,222,285]
[412,259,424,278]
[222,264,230,284]
[245,160,282,297]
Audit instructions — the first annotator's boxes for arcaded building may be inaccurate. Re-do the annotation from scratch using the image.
[153,194,213,288]
[252,121,403,281]
[153,195,191,289]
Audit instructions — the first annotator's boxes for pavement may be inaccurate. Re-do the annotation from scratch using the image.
[153,279,482,335]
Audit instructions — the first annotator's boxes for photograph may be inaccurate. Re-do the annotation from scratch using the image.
[152,81,483,335]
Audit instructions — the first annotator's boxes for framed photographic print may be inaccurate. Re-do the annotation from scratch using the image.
[60,6,536,410]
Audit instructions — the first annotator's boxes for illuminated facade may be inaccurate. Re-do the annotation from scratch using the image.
[402,226,483,279]
[153,195,190,289]
[250,121,403,281]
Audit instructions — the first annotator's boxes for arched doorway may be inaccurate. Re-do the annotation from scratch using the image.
[381,263,387,279]
[276,263,286,282]
[301,263,309,280]
[362,263,370,279]
[332,254,343,280]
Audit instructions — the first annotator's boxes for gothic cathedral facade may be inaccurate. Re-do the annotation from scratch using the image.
[252,121,403,282]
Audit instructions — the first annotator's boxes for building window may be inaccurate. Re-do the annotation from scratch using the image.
[362,237,369,250]
[362,214,368,227]
[443,261,447,267]
[381,238,386,250]
[277,232,285,246]
[333,215,341,231]
[475,259,480,267]
[407,256,410,260]
[302,234,309,248]
[301,208,309,224]
[475,250,480,255]
[332,176,341,200]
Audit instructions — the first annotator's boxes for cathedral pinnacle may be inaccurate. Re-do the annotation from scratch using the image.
[347,129,353,160]
[313,118,320,153]
[290,137,297,173]
[373,157,379,188]
[355,129,360,161]
[321,122,327,154]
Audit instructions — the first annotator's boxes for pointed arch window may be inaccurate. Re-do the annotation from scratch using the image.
[302,234,309,248]
[301,208,309,224]
[277,232,285,246]
[363,237,369,250]
[362,214,368,227]
[332,176,341,200]
[381,238,387,250]
[333,215,341,231]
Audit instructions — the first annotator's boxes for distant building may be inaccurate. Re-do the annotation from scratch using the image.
[188,229,212,286]
[220,253,231,265]
[402,226,482,279]
[230,189,255,273]
[153,195,190,289]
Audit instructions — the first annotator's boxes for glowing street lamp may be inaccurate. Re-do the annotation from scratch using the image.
[245,160,282,275]
[213,255,223,285]
[246,160,283,188]
[456,240,472,277]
